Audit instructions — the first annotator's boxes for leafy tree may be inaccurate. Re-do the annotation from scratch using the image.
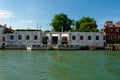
[50,13,73,32]
[79,16,95,24]
[44,30,51,32]
[80,22,97,32]
[75,21,80,30]
[75,16,98,32]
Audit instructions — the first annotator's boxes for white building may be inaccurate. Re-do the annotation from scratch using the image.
[3,29,106,50]
[0,24,14,48]
[69,32,105,47]
[5,30,41,49]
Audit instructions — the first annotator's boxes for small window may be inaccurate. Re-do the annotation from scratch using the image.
[72,36,76,40]
[10,35,14,40]
[103,36,105,40]
[104,42,106,46]
[88,36,91,40]
[3,37,5,41]
[34,35,38,40]
[109,28,113,32]
[26,35,30,40]
[96,36,99,40]
[80,36,83,40]
[18,35,22,40]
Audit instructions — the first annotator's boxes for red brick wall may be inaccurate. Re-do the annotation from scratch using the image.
[105,27,120,43]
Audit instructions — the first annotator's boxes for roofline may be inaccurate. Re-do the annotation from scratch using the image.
[16,29,42,31]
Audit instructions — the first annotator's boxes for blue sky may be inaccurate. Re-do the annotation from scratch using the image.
[0,0,120,30]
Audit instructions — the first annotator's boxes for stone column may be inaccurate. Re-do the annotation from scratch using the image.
[48,33,52,45]
[58,33,61,45]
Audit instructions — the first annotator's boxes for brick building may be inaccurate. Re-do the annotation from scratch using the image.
[104,21,120,43]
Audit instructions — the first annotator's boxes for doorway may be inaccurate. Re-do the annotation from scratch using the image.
[52,36,58,44]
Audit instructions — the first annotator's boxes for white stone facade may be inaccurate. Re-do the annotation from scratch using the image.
[5,30,41,49]
[3,30,106,49]
[69,32,105,47]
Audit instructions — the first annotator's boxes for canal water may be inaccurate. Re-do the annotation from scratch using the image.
[0,50,120,80]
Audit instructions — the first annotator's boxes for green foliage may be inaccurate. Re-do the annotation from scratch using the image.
[44,30,51,32]
[50,13,73,32]
[80,22,97,32]
[75,21,80,30]
[75,16,99,32]
[50,14,99,32]
[108,40,120,44]
[79,16,96,24]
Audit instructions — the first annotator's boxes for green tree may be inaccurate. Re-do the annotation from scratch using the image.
[50,13,73,32]
[75,21,80,30]
[80,22,97,32]
[76,16,98,32]
[44,30,51,32]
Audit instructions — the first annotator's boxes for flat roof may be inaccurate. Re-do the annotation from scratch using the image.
[16,29,42,31]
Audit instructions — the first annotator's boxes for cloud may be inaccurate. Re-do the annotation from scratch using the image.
[20,20,34,23]
[0,10,14,19]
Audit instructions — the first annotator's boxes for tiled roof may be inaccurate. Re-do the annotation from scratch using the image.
[3,28,15,34]
[115,22,120,27]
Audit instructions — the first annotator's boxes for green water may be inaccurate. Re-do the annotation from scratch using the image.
[0,50,120,80]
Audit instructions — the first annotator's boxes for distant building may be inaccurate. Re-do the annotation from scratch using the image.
[104,21,120,43]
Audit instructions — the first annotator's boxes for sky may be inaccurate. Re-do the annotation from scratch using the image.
[0,0,120,30]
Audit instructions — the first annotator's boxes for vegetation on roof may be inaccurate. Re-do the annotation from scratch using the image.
[16,29,42,31]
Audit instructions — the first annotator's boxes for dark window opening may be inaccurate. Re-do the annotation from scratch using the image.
[72,36,76,40]
[18,35,22,40]
[26,35,30,40]
[34,35,38,40]
[10,35,14,40]
[42,36,48,44]
[3,37,5,42]
[104,42,106,46]
[88,36,91,40]
[52,36,58,44]
[96,36,99,40]
[80,36,83,40]
[103,36,105,40]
